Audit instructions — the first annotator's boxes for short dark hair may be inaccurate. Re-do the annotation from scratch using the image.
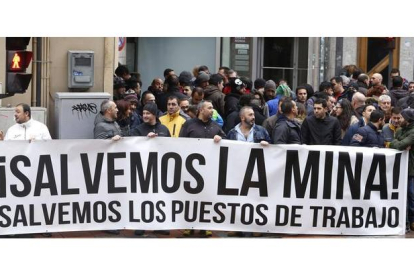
[179,98,189,104]
[391,106,402,115]
[370,110,385,123]
[17,103,31,118]
[390,68,400,75]
[295,86,307,94]
[239,94,254,107]
[115,65,130,78]
[198,65,209,73]
[165,74,179,87]
[209,74,223,86]
[167,96,179,103]
[314,98,328,108]
[362,104,376,113]
[192,87,204,97]
[330,76,343,85]
[392,76,403,88]
[281,99,295,114]
[125,79,138,90]
[352,69,362,79]
[219,66,230,75]
[358,74,369,83]
[319,81,333,92]
[163,68,174,78]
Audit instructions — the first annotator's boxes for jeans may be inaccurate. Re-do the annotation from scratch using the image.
[408,177,414,223]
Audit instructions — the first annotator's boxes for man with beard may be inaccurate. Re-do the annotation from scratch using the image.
[94,100,122,140]
[225,106,270,237]
[145,78,164,103]
[390,108,414,232]
[301,98,342,145]
[180,100,225,141]
[350,110,385,147]
[2,103,51,141]
[226,106,271,144]
[179,100,225,237]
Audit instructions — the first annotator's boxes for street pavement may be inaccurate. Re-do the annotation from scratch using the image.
[2,229,413,238]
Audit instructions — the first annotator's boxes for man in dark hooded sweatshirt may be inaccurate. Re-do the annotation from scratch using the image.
[204,73,225,117]
[157,74,187,113]
[389,76,409,107]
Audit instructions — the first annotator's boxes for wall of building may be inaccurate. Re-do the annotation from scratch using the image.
[399,37,414,81]
[342,38,358,67]
[137,37,217,89]
[0,37,117,138]
[46,37,116,137]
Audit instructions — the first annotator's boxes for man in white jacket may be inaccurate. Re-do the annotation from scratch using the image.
[2,103,51,141]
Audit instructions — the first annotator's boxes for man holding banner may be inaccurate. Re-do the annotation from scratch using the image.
[180,100,225,237]
[226,105,271,237]
[390,108,414,232]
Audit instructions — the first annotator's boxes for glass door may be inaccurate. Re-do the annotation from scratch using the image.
[260,37,309,90]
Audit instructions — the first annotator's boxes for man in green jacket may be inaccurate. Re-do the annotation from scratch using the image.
[390,108,414,232]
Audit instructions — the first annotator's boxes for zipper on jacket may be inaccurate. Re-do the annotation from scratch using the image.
[173,124,176,136]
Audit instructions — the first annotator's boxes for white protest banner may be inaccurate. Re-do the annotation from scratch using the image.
[0,137,408,235]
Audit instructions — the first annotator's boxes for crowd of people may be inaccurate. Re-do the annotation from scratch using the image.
[103,64,414,235]
[1,63,414,237]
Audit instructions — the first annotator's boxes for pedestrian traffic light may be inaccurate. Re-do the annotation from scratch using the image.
[5,37,33,94]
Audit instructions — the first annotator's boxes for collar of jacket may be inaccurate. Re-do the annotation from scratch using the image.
[166,110,181,121]
[18,118,33,128]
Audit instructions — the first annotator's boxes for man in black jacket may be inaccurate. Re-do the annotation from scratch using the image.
[350,110,385,147]
[273,98,301,144]
[132,103,170,137]
[224,77,246,118]
[180,100,225,141]
[132,103,170,237]
[204,73,225,117]
[301,98,342,145]
[179,100,225,237]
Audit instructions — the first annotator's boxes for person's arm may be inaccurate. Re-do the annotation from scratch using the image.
[179,121,189,137]
[94,124,115,139]
[0,130,3,141]
[301,118,310,145]
[41,125,52,140]
[390,130,414,150]
[273,123,288,144]
[333,119,342,145]
[349,128,366,147]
